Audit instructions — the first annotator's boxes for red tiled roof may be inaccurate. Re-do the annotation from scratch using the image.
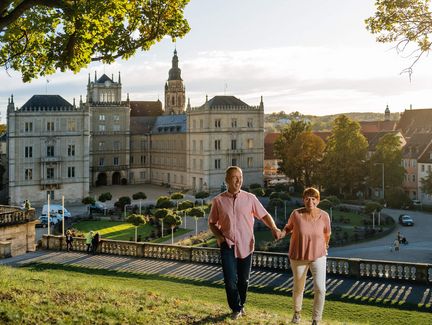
[359,120,396,133]
[396,108,432,137]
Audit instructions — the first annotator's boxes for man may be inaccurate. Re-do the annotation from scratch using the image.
[208,166,280,320]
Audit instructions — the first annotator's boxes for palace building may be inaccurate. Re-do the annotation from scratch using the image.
[6,51,265,205]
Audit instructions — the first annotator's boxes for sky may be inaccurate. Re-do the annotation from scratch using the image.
[2,0,432,122]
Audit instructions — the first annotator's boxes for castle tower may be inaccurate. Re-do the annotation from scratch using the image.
[385,104,390,121]
[164,49,185,115]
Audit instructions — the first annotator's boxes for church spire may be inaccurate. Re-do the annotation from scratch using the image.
[168,49,182,81]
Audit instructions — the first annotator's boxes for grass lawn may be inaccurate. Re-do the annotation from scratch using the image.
[72,221,154,241]
[0,264,429,324]
[151,228,194,243]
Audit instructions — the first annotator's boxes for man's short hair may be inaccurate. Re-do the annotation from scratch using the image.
[303,187,320,199]
[225,166,242,178]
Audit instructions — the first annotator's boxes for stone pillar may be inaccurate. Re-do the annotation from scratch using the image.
[0,241,12,258]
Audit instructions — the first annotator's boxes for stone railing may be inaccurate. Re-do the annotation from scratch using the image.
[41,235,432,284]
[0,207,36,226]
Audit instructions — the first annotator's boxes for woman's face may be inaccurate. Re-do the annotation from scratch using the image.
[303,196,320,210]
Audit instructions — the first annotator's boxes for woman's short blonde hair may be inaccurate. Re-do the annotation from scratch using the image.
[303,187,320,199]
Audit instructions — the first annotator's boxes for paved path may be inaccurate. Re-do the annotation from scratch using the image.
[1,250,431,311]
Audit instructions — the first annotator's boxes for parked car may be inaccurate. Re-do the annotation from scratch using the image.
[42,204,72,218]
[37,214,61,228]
[399,214,414,226]
[89,202,107,214]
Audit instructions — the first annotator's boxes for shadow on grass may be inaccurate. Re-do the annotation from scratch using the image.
[20,262,430,314]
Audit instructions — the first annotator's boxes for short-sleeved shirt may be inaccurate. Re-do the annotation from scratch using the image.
[208,190,269,258]
[285,208,331,261]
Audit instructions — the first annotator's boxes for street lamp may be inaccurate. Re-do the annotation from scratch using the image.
[374,162,385,200]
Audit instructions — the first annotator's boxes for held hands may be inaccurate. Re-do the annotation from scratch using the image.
[271,228,287,240]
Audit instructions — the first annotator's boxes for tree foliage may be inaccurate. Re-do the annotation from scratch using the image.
[163,213,182,229]
[132,192,147,200]
[82,196,95,205]
[320,115,368,197]
[114,196,131,209]
[178,200,194,210]
[0,0,190,82]
[285,131,325,187]
[187,207,204,218]
[369,133,405,190]
[126,214,148,227]
[98,192,112,202]
[421,171,432,195]
[366,0,432,75]
[274,120,311,186]
[170,192,184,200]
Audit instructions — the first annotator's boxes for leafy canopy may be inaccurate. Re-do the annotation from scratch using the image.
[0,0,190,82]
[366,0,432,75]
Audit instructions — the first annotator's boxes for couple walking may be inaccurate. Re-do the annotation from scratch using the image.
[209,166,331,324]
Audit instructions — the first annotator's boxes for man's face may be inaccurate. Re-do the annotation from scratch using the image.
[225,169,243,194]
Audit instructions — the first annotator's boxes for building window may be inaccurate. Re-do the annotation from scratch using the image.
[25,122,33,132]
[113,141,120,150]
[200,159,203,170]
[247,139,253,149]
[215,140,221,150]
[200,140,203,151]
[113,157,119,165]
[193,140,196,152]
[99,125,106,131]
[47,145,54,157]
[25,169,33,180]
[99,158,104,166]
[98,141,104,150]
[193,159,196,169]
[422,164,425,172]
[200,120,203,129]
[141,155,146,165]
[247,118,253,128]
[130,156,134,164]
[67,119,76,131]
[25,146,32,158]
[47,167,54,179]
[47,190,54,200]
[193,120,196,129]
[68,144,75,156]
[412,174,416,182]
[231,139,237,150]
[247,157,253,168]
[113,124,120,131]
[113,115,120,121]
[231,119,237,128]
[140,172,145,179]
[215,159,221,169]
[232,158,237,166]
[215,119,221,128]
[68,166,75,178]
[99,115,105,121]
[47,121,54,131]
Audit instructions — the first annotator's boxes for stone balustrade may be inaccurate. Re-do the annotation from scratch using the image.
[0,206,36,226]
[41,235,432,284]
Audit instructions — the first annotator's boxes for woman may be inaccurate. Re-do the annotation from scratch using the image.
[280,187,331,325]
[65,230,74,251]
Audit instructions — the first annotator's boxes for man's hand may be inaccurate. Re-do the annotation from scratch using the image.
[216,236,226,247]
[271,227,282,240]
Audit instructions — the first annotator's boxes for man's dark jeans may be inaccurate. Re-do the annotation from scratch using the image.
[220,242,253,312]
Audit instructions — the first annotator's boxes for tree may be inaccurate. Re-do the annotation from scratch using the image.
[369,133,405,193]
[126,214,148,242]
[366,0,432,75]
[156,196,174,208]
[82,196,95,217]
[321,115,368,198]
[154,208,171,237]
[0,0,190,82]
[132,191,147,214]
[194,191,209,205]
[187,206,204,236]
[170,192,184,208]
[285,131,325,187]
[274,120,311,186]
[163,212,182,244]
[421,170,432,195]
[114,196,131,211]
[98,192,112,202]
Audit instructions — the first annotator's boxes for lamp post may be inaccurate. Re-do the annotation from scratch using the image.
[374,163,385,199]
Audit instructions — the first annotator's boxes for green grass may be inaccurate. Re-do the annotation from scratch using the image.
[0,264,429,325]
[151,228,193,243]
[72,221,154,241]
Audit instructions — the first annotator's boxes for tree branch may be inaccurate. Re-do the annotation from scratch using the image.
[0,0,72,30]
